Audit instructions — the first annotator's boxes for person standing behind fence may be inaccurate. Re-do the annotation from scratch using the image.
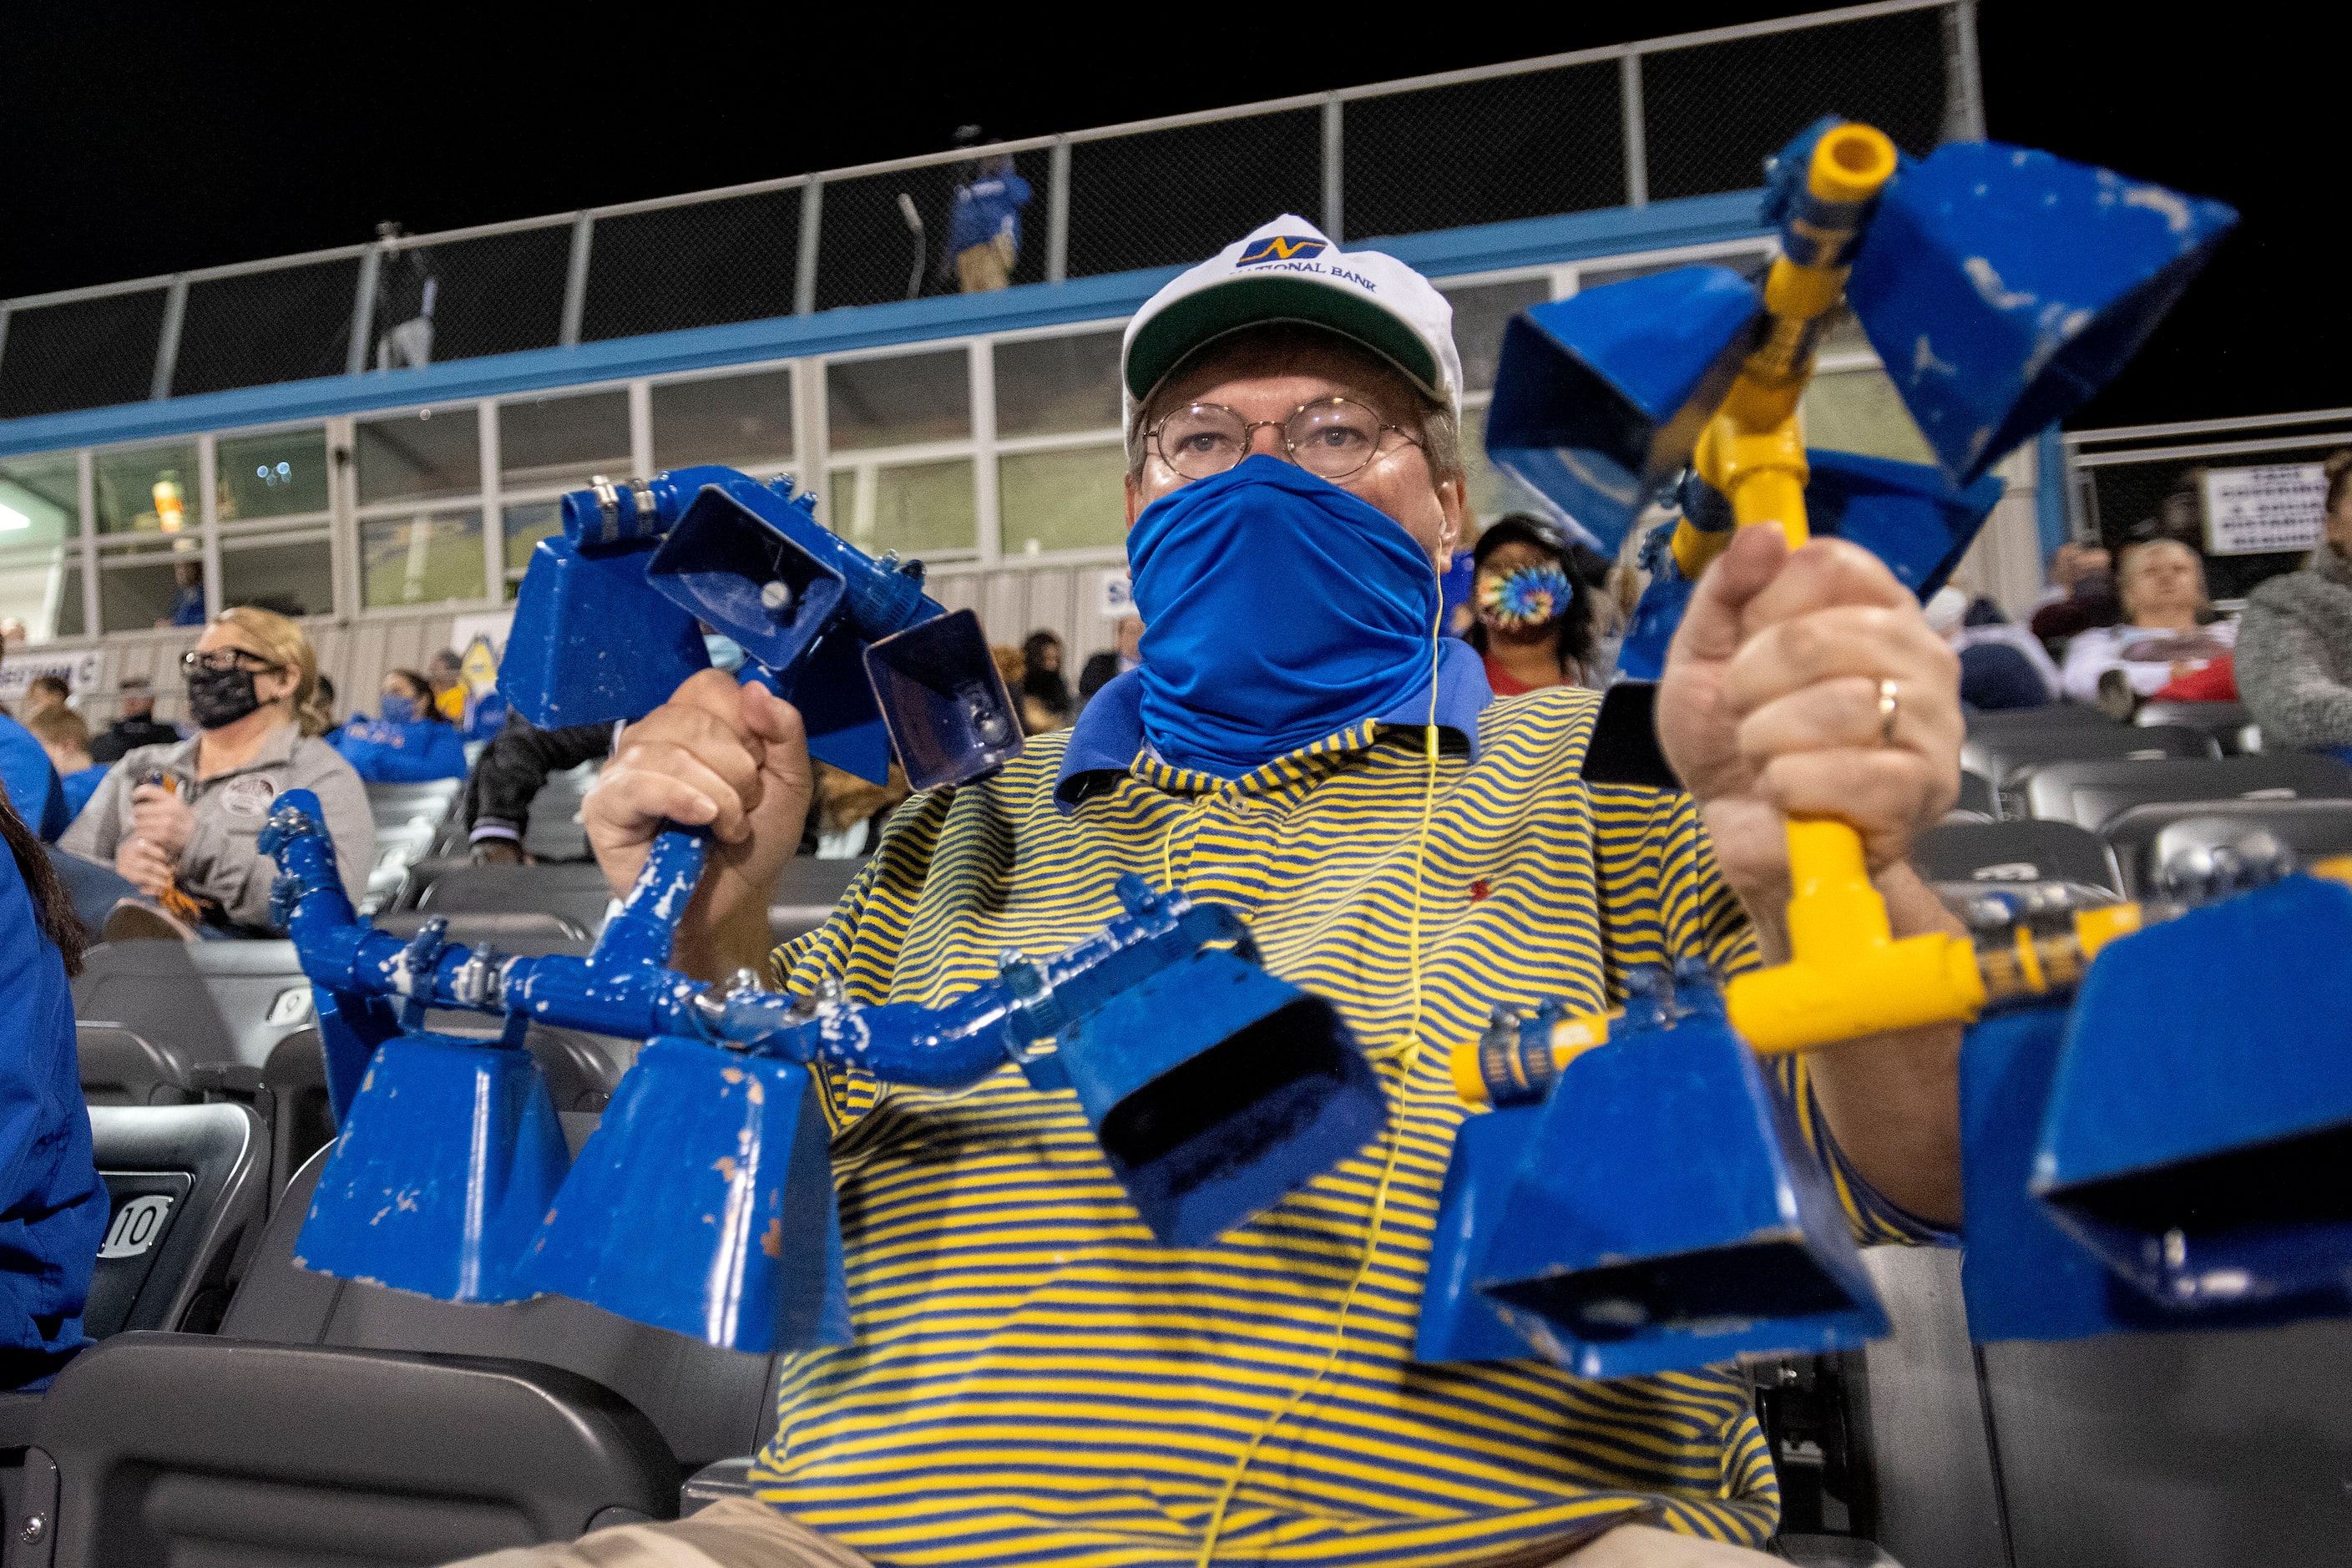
[945,127,1031,294]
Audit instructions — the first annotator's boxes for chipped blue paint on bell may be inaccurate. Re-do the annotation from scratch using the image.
[1802,448,2006,599]
[1414,1099,1548,1363]
[862,609,1026,792]
[1470,964,1887,1378]
[1051,948,1385,1247]
[1485,266,1761,553]
[1846,141,2238,487]
[502,472,716,728]
[293,1033,570,1303]
[512,1038,848,1353]
[2030,874,2352,1322]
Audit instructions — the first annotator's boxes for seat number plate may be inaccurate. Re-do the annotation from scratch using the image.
[99,1193,175,1259]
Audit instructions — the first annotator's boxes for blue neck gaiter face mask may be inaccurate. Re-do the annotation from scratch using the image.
[1129,455,1438,779]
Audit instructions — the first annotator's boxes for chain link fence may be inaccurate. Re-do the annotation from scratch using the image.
[0,0,1972,423]
[2069,417,2352,601]
[173,256,365,397]
[582,188,803,341]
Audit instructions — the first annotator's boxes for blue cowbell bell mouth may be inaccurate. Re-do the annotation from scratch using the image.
[1127,455,1441,779]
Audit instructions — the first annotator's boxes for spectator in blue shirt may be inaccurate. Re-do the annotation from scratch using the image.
[0,711,64,842]
[27,709,108,828]
[946,129,1031,294]
[331,668,469,783]
[164,561,206,629]
[0,787,108,1388]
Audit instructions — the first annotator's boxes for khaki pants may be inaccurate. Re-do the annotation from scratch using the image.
[955,235,1015,293]
[444,1502,1776,1568]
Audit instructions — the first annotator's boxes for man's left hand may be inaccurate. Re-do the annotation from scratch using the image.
[129,782,198,862]
[1657,526,1962,905]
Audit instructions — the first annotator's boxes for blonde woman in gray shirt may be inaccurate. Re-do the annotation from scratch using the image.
[63,607,372,938]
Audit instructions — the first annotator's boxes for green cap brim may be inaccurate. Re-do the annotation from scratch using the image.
[1125,276,1442,405]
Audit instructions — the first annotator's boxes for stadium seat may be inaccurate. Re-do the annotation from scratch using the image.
[70,941,316,1069]
[83,1103,266,1341]
[1954,770,1997,821]
[770,857,868,948]
[1910,819,2122,898]
[74,1023,197,1107]
[2100,798,2352,897]
[19,1337,674,1565]
[1961,703,2118,736]
[417,862,616,937]
[1967,725,2218,817]
[1841,1247,2006,1568]
[9,1144,792,1560]
[521,762,599,863]
[364,780,466,913]
[2020,754,2352,833]
[1976,1319,2352,1566]
[374,908,597,957]
[2134,699,2253,756]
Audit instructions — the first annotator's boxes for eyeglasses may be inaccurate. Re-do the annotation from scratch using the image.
[1147,397,1423,484]
[181,649,282,677]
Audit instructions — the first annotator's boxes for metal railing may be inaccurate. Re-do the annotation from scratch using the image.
[2066,407,2352,601]
[0,0,1977,424]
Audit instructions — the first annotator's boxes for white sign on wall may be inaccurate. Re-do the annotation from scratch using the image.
[1094,571,1134,620]
[2203,463,2328,557]
[0,649,104,703]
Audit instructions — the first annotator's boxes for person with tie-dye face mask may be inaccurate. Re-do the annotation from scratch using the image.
[1463,513,1602,694]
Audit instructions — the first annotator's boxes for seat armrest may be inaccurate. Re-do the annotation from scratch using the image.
[681,1456,757,1517]
[35,1334,677,1541]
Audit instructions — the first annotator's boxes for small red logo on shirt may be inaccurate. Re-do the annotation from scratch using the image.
[1469,879,1491,902]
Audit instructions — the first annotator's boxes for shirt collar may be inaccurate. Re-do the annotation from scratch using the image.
[1055,640,1494,811]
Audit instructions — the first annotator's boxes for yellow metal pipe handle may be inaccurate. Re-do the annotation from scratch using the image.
[1697,121,1995,1055]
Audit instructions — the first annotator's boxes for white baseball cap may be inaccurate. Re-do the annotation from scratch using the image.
[1120,215,1463,420]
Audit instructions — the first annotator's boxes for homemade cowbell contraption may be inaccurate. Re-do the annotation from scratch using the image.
[1485,118,2234,676]
[1416,118,2246,1377]
[261,792,1383,1350]
[1956,848,2352,1345]
[1416,961,1887,1378]
[502,465,1021,791]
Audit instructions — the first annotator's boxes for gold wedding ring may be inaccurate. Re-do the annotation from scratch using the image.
[1877,678,1900,746]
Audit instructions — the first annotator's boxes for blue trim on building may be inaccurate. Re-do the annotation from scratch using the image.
[2036,426,2069,561]
[0,192,1766,458]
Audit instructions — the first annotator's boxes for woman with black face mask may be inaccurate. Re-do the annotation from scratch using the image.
[59,606,373,940]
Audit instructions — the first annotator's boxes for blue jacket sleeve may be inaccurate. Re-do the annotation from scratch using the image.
[0,843,107,1372]
[0,721,66,842]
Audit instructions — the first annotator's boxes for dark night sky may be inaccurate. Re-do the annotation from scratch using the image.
[0,4,2334,428]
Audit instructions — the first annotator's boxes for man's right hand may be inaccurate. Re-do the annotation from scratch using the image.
[584,670,814,982]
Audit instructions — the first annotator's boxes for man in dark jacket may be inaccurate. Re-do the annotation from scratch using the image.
[463,714,613,863]
[88,677,181,764]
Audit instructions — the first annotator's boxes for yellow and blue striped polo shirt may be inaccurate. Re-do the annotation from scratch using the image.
[748,674,1926,1568]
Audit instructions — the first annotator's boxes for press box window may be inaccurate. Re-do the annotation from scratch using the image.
[362,510,488,609]
[827,349,970,449]
[94,443,200,536]
[652,370,796,472]
[500,390,631,491]
[357,409,480,505]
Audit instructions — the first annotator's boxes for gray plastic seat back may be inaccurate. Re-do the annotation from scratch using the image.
[1912,819,2122,898]
[1840,1247,2006,1568]
[417,862,616,935]
[227,1146,784,1471]
[2021,752,2352,831]
[1978,1320,2352,1566]
[1963,721,2216,789]
[70,940,316,1068]
[23,1334,673,1567]
[375,908,597,956]
[2102,797,2352,897]
[86,1103,266,1340]
[74,1023,197,1107]
[2134,699,2251,753]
